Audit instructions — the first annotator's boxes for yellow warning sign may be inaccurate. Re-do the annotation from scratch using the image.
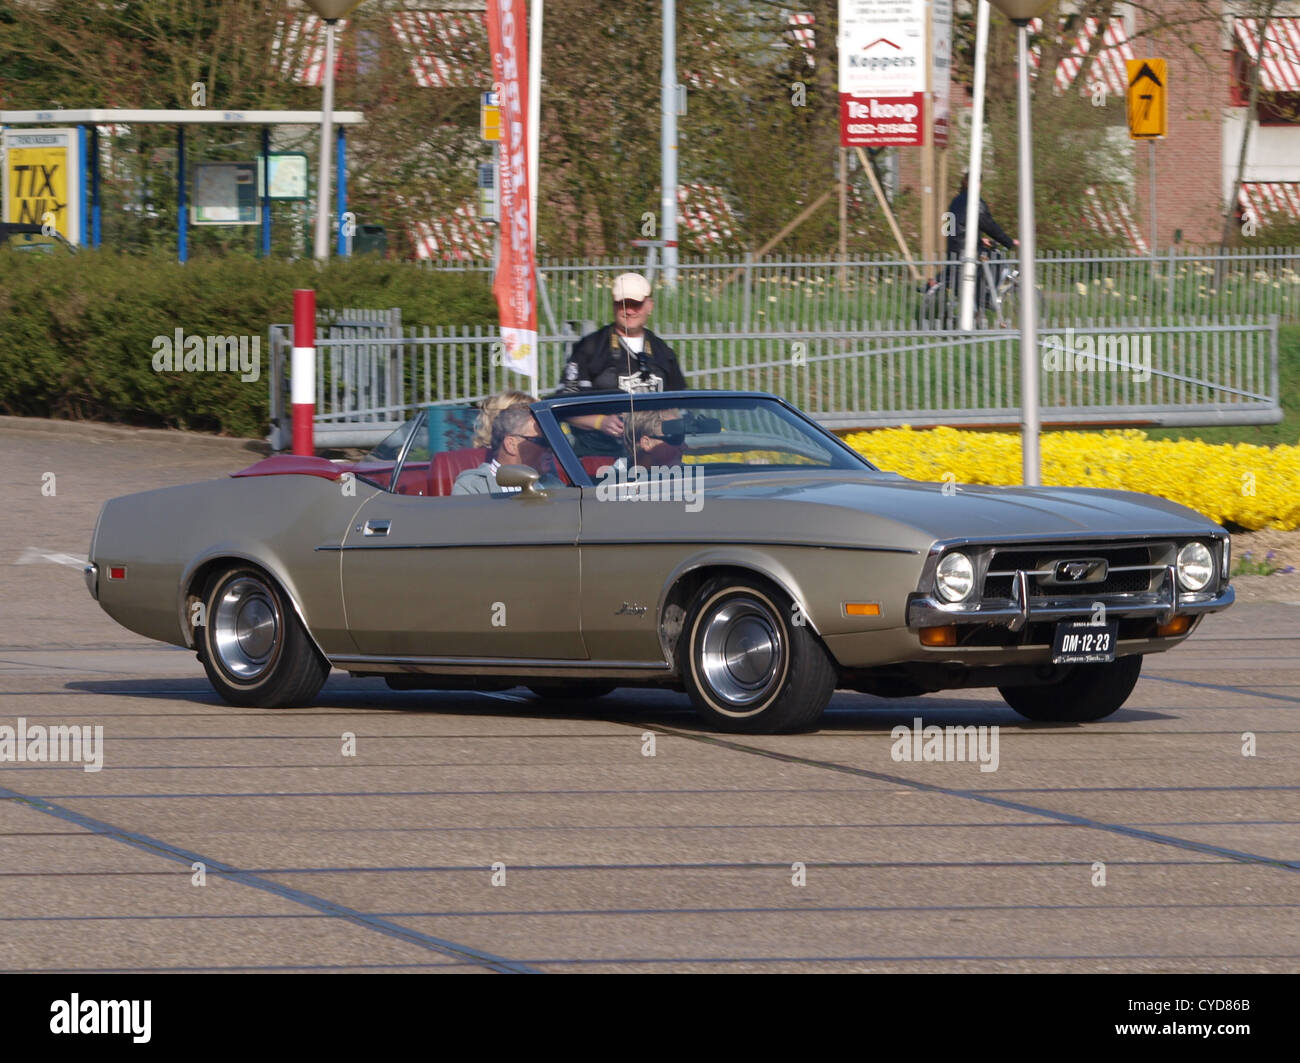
[1126,58,1168,139]
[480,92,501,142]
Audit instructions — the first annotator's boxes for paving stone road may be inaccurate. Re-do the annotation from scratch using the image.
[1,418,1297,972]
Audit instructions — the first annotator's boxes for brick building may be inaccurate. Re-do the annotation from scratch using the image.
[901,2,1300,251]
[1136,1,1300,245]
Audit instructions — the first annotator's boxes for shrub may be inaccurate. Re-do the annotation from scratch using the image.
[0,249,495,437]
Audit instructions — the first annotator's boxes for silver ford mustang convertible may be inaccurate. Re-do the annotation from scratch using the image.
[85,391,1233,733]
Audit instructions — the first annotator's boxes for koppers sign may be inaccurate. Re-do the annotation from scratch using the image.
[839,0,925,147]
[932,0,952,148]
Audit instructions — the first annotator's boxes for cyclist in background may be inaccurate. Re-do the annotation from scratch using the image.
[942,172,1018,310]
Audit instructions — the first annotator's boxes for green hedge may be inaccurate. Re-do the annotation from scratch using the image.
[0,249,495,438]
[3,247,1292,445]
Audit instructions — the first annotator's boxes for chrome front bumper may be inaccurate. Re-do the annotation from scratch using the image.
[907,565,1235,631]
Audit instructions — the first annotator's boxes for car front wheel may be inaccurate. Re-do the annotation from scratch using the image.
[999,655,1142,722]
[679,577,837,734]
[198,566,329,708]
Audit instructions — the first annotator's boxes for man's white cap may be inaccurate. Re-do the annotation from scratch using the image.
[612,273,652,302]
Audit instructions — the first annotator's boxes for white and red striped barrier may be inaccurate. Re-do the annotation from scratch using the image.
[292,289,316,456]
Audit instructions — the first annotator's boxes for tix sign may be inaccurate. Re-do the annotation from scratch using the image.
[1126,58,1167,139]
[3,131,79,240]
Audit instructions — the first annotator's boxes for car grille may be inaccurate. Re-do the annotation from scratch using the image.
[982,544,1162,599]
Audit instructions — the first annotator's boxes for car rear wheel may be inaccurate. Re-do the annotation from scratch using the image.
[679,577,837,734]
[999,655,1142,722]
[199,567,328,708]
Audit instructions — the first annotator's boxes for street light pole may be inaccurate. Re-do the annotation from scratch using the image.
[987,0,1051,487]
[661,0,678,288]
[958,1,990,331]
[1014,18,1040,486]
[305,1,367,262]
[529,0,542,245]
[313,18,338,262]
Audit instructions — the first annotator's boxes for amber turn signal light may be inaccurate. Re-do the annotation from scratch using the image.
[1155,615,1192,637]
[919,625,957,646]
[844,602,881,617]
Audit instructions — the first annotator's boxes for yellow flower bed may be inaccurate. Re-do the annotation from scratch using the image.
[685,450,818,465]
[841,427,1300,531]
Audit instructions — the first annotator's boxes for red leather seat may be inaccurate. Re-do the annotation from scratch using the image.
[430,448,487,496]
[580,455,614,480]
[393,461,430,495]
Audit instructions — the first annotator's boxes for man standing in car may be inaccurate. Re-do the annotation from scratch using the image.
[555,272,687,454]
[557,272,686,397]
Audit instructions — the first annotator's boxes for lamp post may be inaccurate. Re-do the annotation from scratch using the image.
[661,0,679,288]
[986,0,1051,486]
[304,0,366,262]
[958,1,990,332]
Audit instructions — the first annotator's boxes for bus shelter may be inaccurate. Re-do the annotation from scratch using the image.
[0,109,365,261]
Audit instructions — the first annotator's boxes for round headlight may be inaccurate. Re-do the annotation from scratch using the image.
[936,552,975,602]
[1177,541,1214,591]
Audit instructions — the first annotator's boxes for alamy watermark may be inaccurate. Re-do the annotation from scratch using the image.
[1041,326,1151,383]
[0,718,104,772]
[595,462,704,513]
[151,328,260,383]
[890,716,999,773]
[50,994,150,1043]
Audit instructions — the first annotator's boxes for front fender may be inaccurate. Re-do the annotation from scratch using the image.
[655,543,926,663]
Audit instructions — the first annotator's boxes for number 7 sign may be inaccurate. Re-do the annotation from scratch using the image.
[1126,58,1168,139]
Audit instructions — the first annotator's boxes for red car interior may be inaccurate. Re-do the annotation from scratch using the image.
[235,446,594,496]
[429,448,488,496]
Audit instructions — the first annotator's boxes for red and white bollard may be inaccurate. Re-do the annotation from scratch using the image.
[291,289,316,456]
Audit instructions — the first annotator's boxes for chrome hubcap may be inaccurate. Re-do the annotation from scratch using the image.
[698,596,785,709]
[212,576,281,680]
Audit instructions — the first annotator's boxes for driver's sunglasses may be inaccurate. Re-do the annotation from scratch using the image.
[516,433,548,447]
[614,298,647,312]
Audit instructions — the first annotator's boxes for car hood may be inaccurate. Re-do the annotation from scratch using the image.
[702,471,1222,546]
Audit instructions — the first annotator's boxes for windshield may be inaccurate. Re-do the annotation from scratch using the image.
[350,414,424,489]
[353,403,572,495]
[549,394,874,479]
[347,396,856,495]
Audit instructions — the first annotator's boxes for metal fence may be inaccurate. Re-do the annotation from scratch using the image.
[425,246,1300,332]
[270,313,1281,449]
[267,307,404,450]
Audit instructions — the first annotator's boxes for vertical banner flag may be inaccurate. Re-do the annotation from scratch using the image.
[2,128,82,243]
[932,0,953,149]
[486,0,537,386]
[839,0,926,147]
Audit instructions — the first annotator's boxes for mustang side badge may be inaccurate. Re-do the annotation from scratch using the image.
[615,602,648,616]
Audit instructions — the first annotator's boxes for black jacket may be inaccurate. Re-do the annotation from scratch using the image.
[554,324,686,395]
[946,190,1015,258]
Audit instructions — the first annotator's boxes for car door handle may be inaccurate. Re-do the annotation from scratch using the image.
[363,519,391,537]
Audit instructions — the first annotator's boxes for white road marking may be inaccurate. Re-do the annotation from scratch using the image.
[15,547,87,568]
